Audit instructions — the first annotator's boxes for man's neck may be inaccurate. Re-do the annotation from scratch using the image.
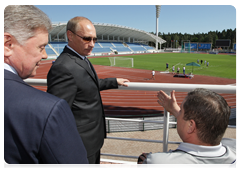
[183,135,216,146]
[66,45,85,60]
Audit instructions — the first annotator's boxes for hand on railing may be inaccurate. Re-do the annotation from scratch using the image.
[117,78,130,87]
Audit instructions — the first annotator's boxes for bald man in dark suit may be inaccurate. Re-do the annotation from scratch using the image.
[47,16,129,164]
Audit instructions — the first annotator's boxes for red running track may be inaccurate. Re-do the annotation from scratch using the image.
[33,59,236,117]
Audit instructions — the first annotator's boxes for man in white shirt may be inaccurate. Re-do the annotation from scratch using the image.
[172,65,175,74]
[138,88,235,164]
[151,69,155,80]
[183,66,186,75]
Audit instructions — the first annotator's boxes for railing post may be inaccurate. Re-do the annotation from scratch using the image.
[143,116,145,131]
[162,92,170,152]
[163,108,170,152]
[108,120,110,133]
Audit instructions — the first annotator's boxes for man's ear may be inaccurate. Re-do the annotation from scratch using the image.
[4,33,14,57]
[187,119,196,134]
[66,30,73,42]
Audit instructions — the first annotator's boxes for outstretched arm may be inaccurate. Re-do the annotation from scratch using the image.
[157,90,180,118]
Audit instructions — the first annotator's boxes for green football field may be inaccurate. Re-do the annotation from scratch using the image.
[89,53,236,79]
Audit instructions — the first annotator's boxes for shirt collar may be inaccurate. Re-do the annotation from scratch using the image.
[176,142,226,157]
[66,45,86,60]
[4,63,18,75]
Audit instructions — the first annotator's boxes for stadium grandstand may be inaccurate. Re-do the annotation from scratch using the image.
[46,22,166,58]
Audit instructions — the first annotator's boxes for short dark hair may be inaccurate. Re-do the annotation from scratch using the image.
[183,88,230,145]
[66,16,92,33]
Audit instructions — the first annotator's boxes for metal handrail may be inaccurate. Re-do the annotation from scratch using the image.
[105,117,177,124]
[24,79,236,161]
[24,79,236,94]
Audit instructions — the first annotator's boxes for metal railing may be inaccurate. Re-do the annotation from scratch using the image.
[24,79,236,161]
[24,79,236,94]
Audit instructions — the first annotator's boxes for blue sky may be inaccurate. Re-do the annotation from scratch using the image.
[34,5,236,35]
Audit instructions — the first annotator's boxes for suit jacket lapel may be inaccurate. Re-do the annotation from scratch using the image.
[63,47,98,85]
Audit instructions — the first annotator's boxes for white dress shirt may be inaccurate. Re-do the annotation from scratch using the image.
[4,63,18,75]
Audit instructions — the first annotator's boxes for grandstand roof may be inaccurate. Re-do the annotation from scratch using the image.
[49,22,166,44]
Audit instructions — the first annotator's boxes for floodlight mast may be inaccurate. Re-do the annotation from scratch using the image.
[156,5,161,51]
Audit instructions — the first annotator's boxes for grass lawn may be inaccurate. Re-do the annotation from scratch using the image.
[89,53,236,79]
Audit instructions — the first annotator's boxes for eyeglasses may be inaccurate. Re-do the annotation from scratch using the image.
[69,30,97,43]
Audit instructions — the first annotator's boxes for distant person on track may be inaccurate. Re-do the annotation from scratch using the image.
[172,65,175,74]
[47,16,129,164]
[138,88,236,164]
[183,66,186,75]
[177,66,180,74]
[201,59,203,64]
[4,5,88,164]
[197,59,199,63]
[151,69,155,80]
[207,61,209,67]
[166,63,169,71]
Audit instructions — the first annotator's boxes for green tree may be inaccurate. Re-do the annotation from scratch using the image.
[155,28,236,49]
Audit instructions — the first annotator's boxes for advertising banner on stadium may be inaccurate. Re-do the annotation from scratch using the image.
[234,44,236,50]
[198,43,211,50]
[185,43,198,49]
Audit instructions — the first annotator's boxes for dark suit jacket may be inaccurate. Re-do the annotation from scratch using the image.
[4,70,88,164]
[47,46,118,157]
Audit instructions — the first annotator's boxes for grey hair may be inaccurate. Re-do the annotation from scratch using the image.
[4,5,52,45]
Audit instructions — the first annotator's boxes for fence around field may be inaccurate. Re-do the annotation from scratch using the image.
[24,79,236,161]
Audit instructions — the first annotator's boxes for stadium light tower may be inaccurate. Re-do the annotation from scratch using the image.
[156,5,161,51]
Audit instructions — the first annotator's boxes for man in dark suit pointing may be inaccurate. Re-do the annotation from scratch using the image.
[4,5,88,164]
[47,16,129,164]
